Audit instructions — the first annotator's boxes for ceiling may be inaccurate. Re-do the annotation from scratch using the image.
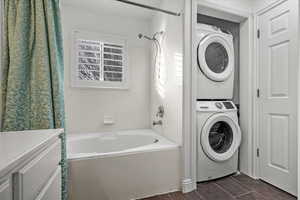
[62,0,163,19]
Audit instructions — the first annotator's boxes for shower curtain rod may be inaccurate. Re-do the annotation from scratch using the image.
[114,0,181,16]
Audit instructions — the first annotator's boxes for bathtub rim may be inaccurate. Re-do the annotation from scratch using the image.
[67,129,180,161]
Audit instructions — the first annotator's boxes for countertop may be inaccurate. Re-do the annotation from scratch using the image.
[0,129,63,178]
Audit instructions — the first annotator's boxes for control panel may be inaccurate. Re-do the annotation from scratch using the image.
[197,101,236,112]
[215,102,223,109]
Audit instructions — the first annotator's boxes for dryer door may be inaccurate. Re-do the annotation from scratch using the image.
[198,33,234,82]
[200,113,241,162]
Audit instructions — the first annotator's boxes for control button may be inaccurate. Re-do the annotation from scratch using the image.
[215,102,223,109]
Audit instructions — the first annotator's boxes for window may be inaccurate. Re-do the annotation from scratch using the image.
[71,30,128,89]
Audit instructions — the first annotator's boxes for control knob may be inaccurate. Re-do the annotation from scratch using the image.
[215,102,223,109]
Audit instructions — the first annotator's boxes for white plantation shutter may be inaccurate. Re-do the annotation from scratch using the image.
[103,43,124,82]
[77,39,102,81]
[72,30,128,89]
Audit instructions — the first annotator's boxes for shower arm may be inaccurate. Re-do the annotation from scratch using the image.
[114,0,181,17]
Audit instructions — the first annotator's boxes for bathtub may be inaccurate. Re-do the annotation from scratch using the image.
[67,129,181,200]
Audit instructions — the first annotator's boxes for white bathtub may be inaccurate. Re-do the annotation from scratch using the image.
[67,129,181,200]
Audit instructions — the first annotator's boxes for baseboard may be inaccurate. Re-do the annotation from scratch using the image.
[181,179,196,193]
[239,170,258,180]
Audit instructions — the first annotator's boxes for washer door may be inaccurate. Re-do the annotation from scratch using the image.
[198,34,234,82]
[201,113,241,162]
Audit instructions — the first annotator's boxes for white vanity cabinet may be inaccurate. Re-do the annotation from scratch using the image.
[0,129,63,200]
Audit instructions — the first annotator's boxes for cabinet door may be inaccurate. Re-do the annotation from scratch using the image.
[0,179,12,200]
[15,140,61,200]
[35,167,61,200]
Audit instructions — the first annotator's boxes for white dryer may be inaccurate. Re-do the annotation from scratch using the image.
[196,24,235,100]
[197,101,241,182]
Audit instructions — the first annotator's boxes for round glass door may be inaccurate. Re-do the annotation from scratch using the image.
[205,42,229,74]
[209,121,233,154]
[200,113,241,162]
[197,34,234,82]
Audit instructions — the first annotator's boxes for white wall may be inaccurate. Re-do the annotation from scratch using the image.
[207,0,279,13]
[61,5,151,134]
[150,0,184,145]
[252,0,279,12]
[200,0,253,12]
[239,18,253,176]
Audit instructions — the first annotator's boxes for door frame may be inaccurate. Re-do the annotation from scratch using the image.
[253,0,299,193]
[182,0,254,193]
[195,0,254,176]
[0,0,3,130]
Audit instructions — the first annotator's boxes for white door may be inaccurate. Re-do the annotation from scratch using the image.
[258,0,298,195]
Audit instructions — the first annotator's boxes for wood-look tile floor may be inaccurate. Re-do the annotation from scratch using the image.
[139,174,296,200]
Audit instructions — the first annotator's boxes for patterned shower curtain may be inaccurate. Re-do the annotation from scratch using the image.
[1,0,67,199]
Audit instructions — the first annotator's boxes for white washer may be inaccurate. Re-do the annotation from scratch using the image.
[197,101,241,182]
[196,24,235,100]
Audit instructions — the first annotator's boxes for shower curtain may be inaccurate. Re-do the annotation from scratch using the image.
[1,0,67,199]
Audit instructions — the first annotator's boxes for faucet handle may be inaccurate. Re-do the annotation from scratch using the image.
[153,120,163,126]
[156,105,164,118]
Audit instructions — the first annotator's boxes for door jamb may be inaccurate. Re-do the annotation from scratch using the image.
[181,0,197,193]
[193,2,254,177]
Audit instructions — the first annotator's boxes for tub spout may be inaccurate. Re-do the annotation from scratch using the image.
[152,120,163,126]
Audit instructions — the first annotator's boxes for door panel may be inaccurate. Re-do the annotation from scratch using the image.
[270,11,289,36]
[270,41,289,97]
[269,114,289,171]
[258,0,297,195]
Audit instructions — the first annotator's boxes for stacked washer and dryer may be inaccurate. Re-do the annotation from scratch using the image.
[196,24,242,182]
